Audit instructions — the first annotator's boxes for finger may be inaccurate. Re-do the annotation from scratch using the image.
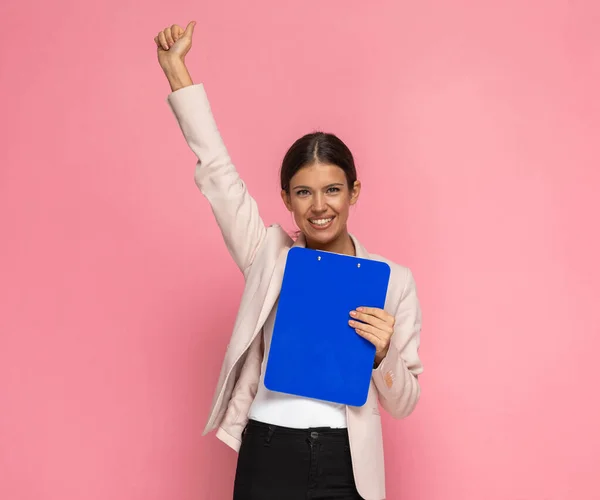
[165,27,175,46]
[154,36,161,49]
[184,20,196,37]
[349,311,393,334]
[172,24,183,42]
[355,327,386,351]
[356,307,396,327]
[356,307,394,324]
[158,31,169,51]
[349,319,392,341]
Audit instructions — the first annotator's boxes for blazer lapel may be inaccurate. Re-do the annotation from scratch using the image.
[349,233,370,259]
[253,235,304,333]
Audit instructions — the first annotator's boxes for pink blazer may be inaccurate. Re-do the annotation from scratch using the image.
[167,83,423,500]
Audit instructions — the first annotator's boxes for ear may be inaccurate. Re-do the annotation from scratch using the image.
[281,189,293,211]
[349,180,361,206]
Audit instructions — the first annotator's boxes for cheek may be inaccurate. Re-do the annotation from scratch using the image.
[331,197,352,218]
[290,199,308,219]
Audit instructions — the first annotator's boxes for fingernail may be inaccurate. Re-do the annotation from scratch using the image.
[349,320,355,326]
[357,307,364,312]
[350,311,357,317]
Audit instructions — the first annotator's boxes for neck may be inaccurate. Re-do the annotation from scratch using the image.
[304,230,356,256]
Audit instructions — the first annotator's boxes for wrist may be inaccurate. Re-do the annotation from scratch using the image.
[162,58,193,91]
[374,349,388,368]
[162,56,185,72]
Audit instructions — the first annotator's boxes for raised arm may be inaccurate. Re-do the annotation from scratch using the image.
[155,22,267,275]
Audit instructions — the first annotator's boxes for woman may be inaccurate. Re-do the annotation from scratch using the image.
[155,21,423,500]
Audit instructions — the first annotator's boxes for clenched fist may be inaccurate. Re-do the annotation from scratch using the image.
[154,21,196,71]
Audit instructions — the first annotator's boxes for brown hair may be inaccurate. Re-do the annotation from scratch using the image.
[280,132,357,192]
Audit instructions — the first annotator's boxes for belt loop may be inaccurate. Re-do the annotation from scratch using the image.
[265,425,275,444]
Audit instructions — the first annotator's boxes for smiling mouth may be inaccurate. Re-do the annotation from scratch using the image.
[308,216,335,229]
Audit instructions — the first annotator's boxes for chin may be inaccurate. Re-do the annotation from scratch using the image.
[302,222,343,246]
[307,232,335,245]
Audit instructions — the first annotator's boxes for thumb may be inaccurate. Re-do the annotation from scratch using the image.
[184,20,196,37]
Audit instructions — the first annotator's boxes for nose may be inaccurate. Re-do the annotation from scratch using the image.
[312,193,327,213]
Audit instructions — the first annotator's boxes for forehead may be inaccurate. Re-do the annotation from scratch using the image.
[290,163,346,187]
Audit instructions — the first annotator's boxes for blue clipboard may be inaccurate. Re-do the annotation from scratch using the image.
[263,246,391,407]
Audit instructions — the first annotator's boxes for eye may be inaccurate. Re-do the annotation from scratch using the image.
[296,189,310,196]
[326,186,341,194]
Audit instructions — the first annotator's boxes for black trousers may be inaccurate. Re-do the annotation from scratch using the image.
[233,419,363,500]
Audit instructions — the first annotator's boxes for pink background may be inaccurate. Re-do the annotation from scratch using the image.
[1,1,599,499]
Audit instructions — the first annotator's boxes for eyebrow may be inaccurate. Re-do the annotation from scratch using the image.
[291,183,345,191]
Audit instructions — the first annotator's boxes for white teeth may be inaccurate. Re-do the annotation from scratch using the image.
[310,218,333,226]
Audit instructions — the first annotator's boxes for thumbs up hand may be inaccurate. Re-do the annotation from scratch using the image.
[154,21,196,70]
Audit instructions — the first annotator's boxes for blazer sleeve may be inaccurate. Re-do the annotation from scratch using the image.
[373,268,423,419]
[166,84,266,277]
[216,333,264,451]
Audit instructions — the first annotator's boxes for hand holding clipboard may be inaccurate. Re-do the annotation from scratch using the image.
[349,306,396,367]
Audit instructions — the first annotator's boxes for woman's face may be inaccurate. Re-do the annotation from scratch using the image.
[281,162,361,249]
